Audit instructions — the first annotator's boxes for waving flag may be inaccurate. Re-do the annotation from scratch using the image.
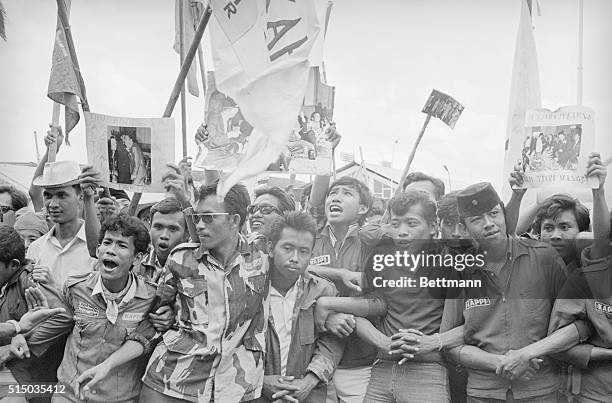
[47,0,84,144]
[210,0,321,196]
[502,0,541,198]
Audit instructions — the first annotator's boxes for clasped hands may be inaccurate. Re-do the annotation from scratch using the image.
[495,349,543,381]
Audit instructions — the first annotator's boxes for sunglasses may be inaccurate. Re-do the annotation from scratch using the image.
[247,204,282,216]
[0,206,13,214]
[189,213,229,224]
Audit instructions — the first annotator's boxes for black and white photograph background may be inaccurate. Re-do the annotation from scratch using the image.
[107,126,152,185]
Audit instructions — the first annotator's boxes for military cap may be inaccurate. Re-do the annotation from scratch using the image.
[457,182,502,218]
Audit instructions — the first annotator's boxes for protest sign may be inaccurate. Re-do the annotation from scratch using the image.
[193,68,334,175]
[515,105,597,189]
[85,112,175,193]
[422,89,464,129]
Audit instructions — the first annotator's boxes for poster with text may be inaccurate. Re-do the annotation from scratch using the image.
[516,106,597,189]
[85,112,175,193]
[193,69,333,175]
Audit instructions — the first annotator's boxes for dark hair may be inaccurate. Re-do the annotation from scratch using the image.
[326,177,372,224]
[532,194,590,235]
[195,181,251,227]
[0,185,29,211]
[388,190,437,225]
[98,213,150,254]
[269,211,318,247]
[0,225,26,266]
[402,172,445,201]
[150,198,186,229]
[437,190,462,223]
[254,186,296,212]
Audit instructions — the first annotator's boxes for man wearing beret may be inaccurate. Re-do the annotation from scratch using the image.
[440,182,583,402]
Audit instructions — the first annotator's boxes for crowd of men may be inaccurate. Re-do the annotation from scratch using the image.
[0,124,610,403]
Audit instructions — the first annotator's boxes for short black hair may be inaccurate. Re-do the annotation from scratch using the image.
[437,190,462,223]
[388,189,437,225]
[254,186,296,212]
[269,211,318,247]
[532,194,590,235]
[150,198,186,229]
[326,177,372,224]
[0,225,26,266]
[402,172,445,201]
[0,185,29,211]
[196,181,251,227]
[98,214,150,254]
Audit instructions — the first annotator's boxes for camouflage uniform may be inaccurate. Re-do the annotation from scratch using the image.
[141,236,270,402]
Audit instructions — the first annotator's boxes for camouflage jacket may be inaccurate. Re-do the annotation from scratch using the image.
[141,236,270,402]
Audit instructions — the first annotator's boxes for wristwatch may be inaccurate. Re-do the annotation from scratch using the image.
[7,320,21,336]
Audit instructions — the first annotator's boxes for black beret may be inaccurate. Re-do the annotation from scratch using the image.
[457,182,502,219]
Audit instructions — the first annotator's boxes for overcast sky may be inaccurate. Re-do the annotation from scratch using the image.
[1,0,611,195]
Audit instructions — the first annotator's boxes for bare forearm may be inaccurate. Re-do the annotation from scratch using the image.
[450,345,500,371]
[590,347,612,361]
[102,340,144,370]
[515,202,539,235]
[319,296,370,317]
[354,317,388,349]
[83,196,100,258]
[308,175,331,214]
[591,188,611,259]
[505,192,524,235]
[520,324,580,360]
[439,325,465,350]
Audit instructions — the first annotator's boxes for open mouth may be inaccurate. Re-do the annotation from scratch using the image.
[328,205,343,213]
[484,231,499,238]
[250,220,263,229]
[156,242,169,251]
[102,259,118,270]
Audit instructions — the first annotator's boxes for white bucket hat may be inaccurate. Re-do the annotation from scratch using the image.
[32,160,81,188]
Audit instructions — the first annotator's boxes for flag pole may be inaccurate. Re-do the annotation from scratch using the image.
[129,4,213,216]
[179,0,188,158]
[380,114,431,222]
[577,0,584,105]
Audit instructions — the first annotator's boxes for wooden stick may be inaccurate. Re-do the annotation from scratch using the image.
[179,0,188,158]
[577,0,584,105]
[381,114,432,222]
[163,6,212,118]
[128,5,212,217]
[48,102,61,163]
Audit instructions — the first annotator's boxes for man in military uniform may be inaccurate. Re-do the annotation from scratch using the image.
[137,181,270,403]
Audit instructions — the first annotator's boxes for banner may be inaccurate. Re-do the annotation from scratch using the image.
[209,0,321,196]
[502,0,541,198]
[47,0,83,144]
[514,106,597,189]
[193,68,334,175]
[85,112,175,193]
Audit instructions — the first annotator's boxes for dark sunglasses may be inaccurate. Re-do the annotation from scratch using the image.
[189,213,229,224]
[0,206,13,214]
[247,204,282,216]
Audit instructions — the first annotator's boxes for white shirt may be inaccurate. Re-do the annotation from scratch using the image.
[270,280,300,375]
[26,220,96,289]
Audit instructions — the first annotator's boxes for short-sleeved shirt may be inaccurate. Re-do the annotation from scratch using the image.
[548,247,612,402]
[311,224,377,368]
[440,237,568,400]
[141,236,270,402]
[362,243,461,362]
[26,220,96,288]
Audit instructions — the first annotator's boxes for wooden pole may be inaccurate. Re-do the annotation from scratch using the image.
[179,0,188,158]
[381,114,432,222]
[128,5,212,217]
[577,0,584,105]
[163,6,212,118]
[33,131,41,162]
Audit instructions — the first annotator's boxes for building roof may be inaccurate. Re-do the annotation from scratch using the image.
[336,161,403,184]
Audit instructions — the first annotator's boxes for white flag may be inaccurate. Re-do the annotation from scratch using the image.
[210,0,321,196]
[502,0,541,199]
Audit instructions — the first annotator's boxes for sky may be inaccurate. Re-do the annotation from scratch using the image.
[1,0,611,196]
